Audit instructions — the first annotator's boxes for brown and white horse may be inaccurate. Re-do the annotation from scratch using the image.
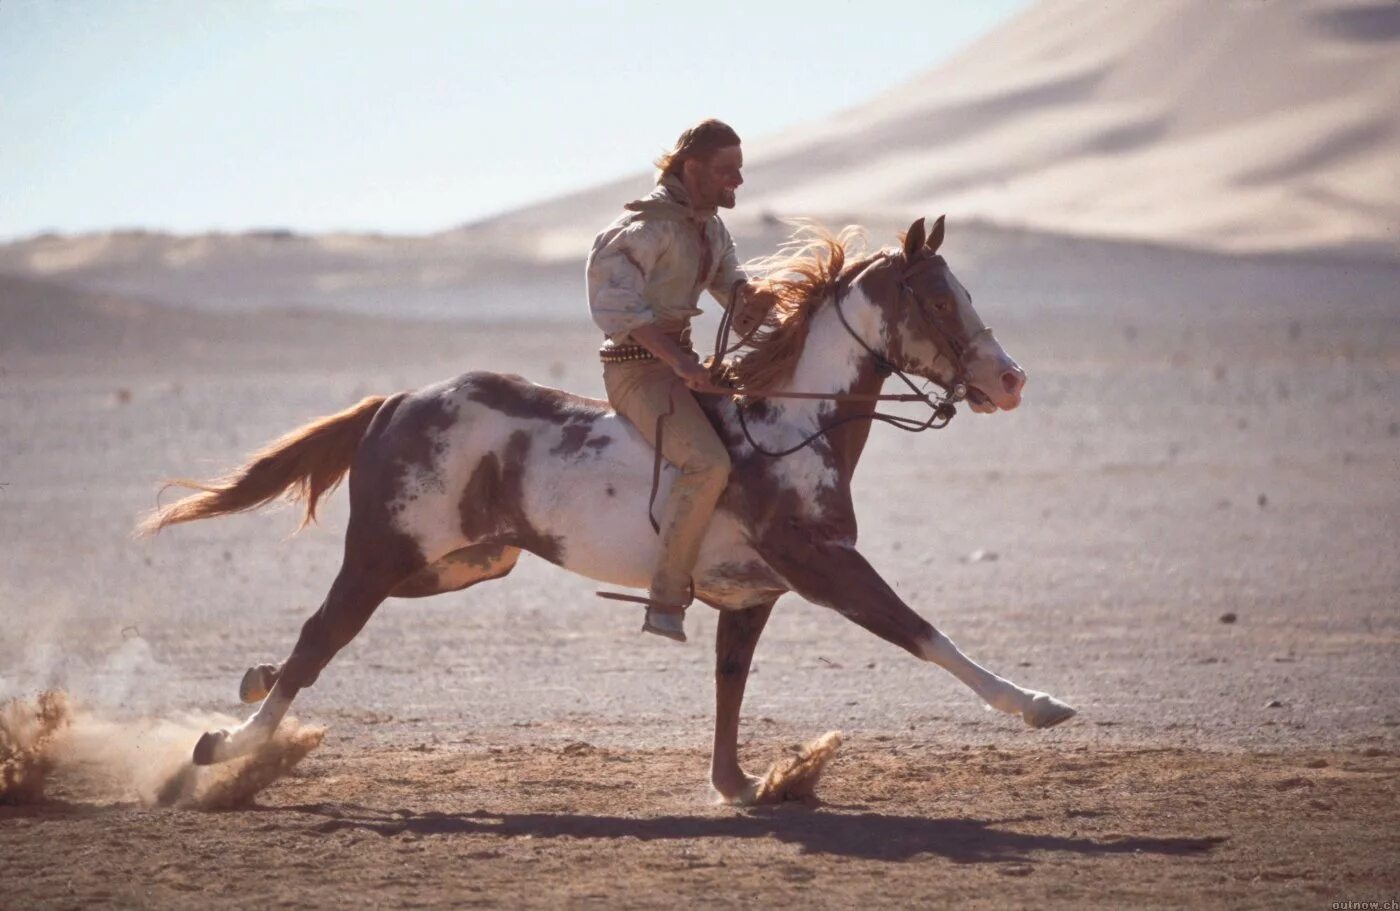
[141,217,1075,803]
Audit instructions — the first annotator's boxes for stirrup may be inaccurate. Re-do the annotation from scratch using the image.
[595,590,690,643]
[595,590,687,613]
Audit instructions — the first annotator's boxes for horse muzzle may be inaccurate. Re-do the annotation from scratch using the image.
[967,364,1026,413]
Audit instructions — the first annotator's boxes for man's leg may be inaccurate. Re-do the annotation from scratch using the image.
[604,362,731,640]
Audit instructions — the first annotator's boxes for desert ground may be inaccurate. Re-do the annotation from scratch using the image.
[2,223,1397,908]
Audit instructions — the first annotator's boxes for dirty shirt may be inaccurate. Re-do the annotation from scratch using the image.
[586,175,746,344]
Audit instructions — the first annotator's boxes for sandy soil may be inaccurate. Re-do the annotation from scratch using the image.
[2,228,1398,907]
[4,739,1397,910]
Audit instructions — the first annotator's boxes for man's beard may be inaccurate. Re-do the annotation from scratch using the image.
[716,188,737,209]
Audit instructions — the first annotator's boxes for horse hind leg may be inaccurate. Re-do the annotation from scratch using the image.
[195,389,497,763]
[231,544,521,709]
[194,557,407,765]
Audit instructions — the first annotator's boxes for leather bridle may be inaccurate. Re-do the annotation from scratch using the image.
[640,251,983,531]
[718,251,988,458]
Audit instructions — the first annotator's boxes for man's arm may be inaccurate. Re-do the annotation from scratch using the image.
[589,218,728,393]
[707,227,746,306]
[587,219,669,339]
[628,325,728,393]
[708,227,776,339]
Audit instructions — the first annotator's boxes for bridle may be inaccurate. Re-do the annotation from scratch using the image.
[718,251,989,458]
[895,257,996,400]
[642,251,984,532]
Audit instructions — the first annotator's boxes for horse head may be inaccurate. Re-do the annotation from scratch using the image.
[861,216,1026,414]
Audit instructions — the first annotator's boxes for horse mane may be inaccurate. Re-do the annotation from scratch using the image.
[725,222,887,395]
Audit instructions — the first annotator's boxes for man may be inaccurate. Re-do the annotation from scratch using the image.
[586,118,774,643]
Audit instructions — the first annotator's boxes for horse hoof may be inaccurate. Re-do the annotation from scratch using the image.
[192,729,229,766]
[239,664,279,704]
[712,774,763,807]
[1023,693,1077,729]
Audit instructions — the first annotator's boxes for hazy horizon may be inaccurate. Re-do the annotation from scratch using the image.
[1,0,1029,242]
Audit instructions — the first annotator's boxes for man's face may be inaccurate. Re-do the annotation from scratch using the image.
[686,144,744,210]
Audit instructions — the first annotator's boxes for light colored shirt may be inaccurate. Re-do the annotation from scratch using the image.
[587,175,746,343]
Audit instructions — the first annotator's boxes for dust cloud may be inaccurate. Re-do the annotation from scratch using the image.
[1,635,322,809]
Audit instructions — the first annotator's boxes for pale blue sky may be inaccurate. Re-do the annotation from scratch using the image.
[0,0,1029,241]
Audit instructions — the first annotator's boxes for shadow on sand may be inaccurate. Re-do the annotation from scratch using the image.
[285,803,1224,864]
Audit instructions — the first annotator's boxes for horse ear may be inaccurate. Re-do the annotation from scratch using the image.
[926,215,946,254]
[902,217,926,260]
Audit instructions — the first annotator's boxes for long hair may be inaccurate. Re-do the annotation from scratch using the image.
[655,118,741,180]
[727,222,885,395]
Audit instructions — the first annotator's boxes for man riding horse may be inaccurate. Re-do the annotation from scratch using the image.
[587,119,776,642]
[145,123,1077,786]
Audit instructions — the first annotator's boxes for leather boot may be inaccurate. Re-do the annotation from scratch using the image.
[642,602,688,642]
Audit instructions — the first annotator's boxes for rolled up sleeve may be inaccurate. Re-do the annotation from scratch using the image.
[707,227,748,307]
[587,219,670,337]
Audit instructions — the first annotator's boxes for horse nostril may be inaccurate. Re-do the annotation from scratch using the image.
[1001,370,1025,396]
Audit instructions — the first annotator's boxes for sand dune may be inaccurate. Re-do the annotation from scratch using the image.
[497,0,1400,259]
[0,0,1394,317]
[0,230,580,318]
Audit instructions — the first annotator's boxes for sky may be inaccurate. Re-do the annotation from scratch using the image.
[0,0,1029,241]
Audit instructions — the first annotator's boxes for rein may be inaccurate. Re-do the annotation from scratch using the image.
[714,269,962,459]
[641,256,971,531]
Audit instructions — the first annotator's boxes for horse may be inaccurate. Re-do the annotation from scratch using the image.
[140,216,1075,804]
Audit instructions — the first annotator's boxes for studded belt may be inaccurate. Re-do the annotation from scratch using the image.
[599,329,692,364]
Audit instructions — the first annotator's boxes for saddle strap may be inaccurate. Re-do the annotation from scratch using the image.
[645,385,678,534]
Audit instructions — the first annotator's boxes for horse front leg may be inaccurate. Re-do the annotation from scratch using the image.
[763,538,1075,729]
[710,600,775,803]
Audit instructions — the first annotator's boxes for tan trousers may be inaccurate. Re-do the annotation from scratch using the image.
[603,359,732,607]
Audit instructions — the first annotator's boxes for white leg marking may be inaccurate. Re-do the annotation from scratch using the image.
[917,633,1076,729]
[216,690,294,760]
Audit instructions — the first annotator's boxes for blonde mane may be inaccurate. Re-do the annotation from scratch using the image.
[725,223,887,395]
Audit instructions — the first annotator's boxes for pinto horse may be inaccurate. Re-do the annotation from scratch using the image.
[141,217,1075,803]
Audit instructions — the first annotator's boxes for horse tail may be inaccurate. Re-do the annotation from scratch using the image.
[136,395,388,536]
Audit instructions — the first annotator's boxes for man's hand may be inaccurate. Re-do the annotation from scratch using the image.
[734,282,779,337]
[675,359,733,395]
[627,325,734,394]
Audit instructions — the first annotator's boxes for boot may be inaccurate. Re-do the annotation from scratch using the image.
[642,604,687,643]
[641,579,691,643]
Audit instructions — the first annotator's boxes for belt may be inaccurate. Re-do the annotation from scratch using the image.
[599,329,692,364]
